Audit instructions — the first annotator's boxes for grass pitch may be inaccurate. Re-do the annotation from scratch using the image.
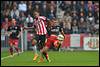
[1,50,99,66]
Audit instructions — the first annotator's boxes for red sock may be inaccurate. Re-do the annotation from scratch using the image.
[43,52,49,60]
[9,47,13,55]
[46,53,49,60]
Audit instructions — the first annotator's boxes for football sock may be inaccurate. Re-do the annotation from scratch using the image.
[33,45,38,54]
[43,52,49,60]
[9,47,13,55]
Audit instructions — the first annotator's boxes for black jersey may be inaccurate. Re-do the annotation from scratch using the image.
[47,25,63,36]
[7,25,21,39]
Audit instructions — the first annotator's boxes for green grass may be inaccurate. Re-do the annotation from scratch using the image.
[1,50,99,66]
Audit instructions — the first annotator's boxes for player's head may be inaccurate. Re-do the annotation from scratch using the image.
[47,19,52,27]
[11,18,16,25]
[34,11,40,18]
[49,17,56,22]
[49,17,57,26]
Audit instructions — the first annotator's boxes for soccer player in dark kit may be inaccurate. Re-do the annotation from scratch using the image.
[7,19,21,57]
[38,17,65,63]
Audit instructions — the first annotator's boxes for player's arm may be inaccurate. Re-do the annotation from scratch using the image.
[23,26,34,30]
[23,21,36,30]
[17,26,21,38]
[60,28,65,39]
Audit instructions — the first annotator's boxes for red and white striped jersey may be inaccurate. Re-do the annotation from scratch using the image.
[33,16,47,35]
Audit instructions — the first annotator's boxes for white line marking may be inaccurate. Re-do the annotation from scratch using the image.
[1,52,23,60]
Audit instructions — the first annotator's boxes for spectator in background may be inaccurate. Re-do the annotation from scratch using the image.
[2,1,10,10]
[72,11,78,21]
[27,1,33,16]
[78,1,87,17]
[26,14,33,27]
[47,5,56,19]
[18,1,27,12]
[71,19,79,34]
[19,12,26,27]
[63,20,71,34]
[10,6,19,21]
[59,1,71,12]
[79,11,85,20]
[94,2,99,24]
[1,10,4,24]
[93,19,99,35]
[86,11,96,35]
[40,1,47,16]
[12,1,17,8]
[33,4,40,14]
[78,18,87,33]
[87,1,95,15]
[51,1,57,9]
[79,1,85,12]
[71,1,79,13]
[94,19,99,34]
[34,1,41,4]
[94,1,99,13]
[1,17,12,35]
[3,8,11,18]
[63,11,72,24]
[86,11,95,25]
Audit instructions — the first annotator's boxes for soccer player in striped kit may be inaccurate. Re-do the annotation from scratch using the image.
[24,11,47,62]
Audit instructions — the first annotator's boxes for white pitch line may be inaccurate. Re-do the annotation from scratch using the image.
[1,52,23,60]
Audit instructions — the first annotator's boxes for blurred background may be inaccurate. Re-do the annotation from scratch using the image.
[1,1,99,51]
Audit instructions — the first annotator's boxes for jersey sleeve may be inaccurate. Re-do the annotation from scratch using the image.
[59,26,63,32]
[40,16,47,26]
[59,22,63,32]
[40,16,46,21]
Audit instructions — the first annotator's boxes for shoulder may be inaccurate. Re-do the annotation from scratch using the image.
[39,16,46,20]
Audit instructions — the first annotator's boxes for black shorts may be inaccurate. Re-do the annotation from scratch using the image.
[36,35,46,50]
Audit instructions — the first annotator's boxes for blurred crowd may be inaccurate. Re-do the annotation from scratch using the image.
[1,1,99,36]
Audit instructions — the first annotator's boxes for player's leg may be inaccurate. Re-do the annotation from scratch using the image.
[32,38,39,61]
[32,45,38,61]
[14,39,20,55]
[38,35,46,63]
[54,40,62,51]
[38,37,52,63]
[9,39,14,56]
[42,35,58,62]
[41,46,51,62]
